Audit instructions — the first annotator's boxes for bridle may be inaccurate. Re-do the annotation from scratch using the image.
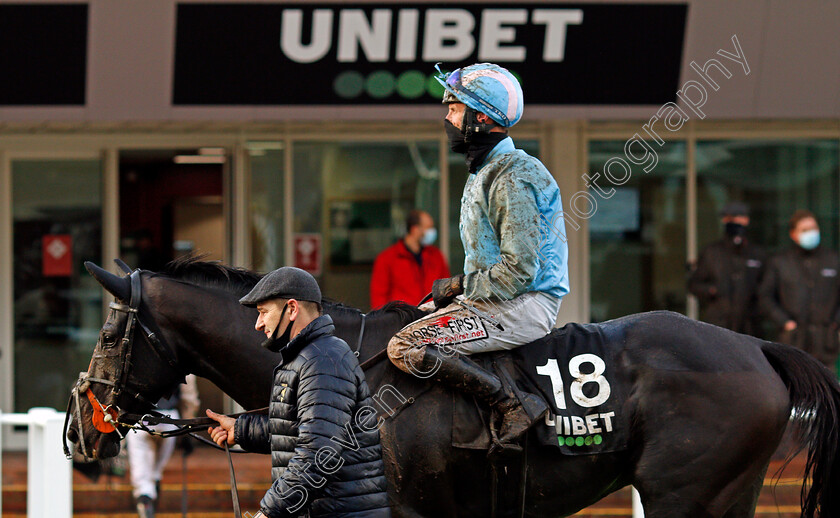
[63,269,187,460]
[62,267,250,516]
[63,270,425,518]
[62,268,388,460]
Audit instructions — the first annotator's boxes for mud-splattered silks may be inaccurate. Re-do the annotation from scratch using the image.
[459,136,569,303]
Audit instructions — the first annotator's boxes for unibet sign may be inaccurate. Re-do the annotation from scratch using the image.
[173,3,687,106]
[279,8,582,64]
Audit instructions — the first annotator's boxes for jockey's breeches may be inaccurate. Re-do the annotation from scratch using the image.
[387,291,561,377]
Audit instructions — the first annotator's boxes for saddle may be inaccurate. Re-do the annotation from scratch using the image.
[452,322,630,456]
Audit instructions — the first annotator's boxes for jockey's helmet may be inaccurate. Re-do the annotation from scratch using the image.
[435,63,524,128]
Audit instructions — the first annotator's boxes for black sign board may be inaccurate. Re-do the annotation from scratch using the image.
[174,3,686,106]
[0,4,88,106]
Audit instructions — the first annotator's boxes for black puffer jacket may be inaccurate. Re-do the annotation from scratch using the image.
[688,238,766,336]
[234,315,390,517]
[759,245,840,367]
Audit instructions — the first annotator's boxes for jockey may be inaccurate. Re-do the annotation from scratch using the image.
[387,63,569,449]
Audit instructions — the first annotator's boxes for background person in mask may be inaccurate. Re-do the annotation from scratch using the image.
[387,63,568,450]
[688,202,766,336]
[759,210,840,371]
[370,209,450,309]
[206,267,390,518]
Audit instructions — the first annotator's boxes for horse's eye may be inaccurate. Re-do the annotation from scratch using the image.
[102,333,117,347]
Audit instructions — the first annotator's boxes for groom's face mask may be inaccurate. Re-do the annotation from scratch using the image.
[257,300,294,352]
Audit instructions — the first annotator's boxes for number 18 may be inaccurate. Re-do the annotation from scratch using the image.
[536,354,611,410]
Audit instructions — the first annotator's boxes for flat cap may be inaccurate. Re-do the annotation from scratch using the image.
[720,202,749,217]
[240,266,322,307]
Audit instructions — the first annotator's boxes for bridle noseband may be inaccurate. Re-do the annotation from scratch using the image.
[63,269,186,460]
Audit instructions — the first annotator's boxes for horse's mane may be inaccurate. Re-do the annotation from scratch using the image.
[370,300,428,322]
[160,255,262,297]
[325,297,427,322]
[159,256,428,323]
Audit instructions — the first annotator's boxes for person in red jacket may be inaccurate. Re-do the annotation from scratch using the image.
[370,210,450,309]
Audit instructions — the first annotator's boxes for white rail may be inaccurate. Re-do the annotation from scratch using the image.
[0,407,72,518]
[0,406,641,518]
[632,486,644,517]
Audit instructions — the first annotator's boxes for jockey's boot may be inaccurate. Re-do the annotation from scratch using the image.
[421,347,548,448]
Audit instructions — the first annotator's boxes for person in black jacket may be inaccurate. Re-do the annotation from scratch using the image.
[206,267,390,518]
[759,210,840,371]
[688,202,766,336]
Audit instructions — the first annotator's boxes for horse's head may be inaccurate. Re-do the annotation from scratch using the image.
[65,262,186,462]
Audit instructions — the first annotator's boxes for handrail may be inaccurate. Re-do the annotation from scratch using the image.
[0,408,72,518]
[0,407,640,518]
[632,486,644,517]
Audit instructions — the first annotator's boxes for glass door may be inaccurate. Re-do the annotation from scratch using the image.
[588,141,687,322]
[11,158,103,412]
[292,141,441,311]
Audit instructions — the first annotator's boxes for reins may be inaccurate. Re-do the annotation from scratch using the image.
[67,270,426,518]
[113,300,380,517]
[63,267,251,517]
[356,292,432,370]
[63,269,189,460]
[355,310,393,370]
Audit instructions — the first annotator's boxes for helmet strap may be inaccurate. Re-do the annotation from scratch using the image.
[462,107,497,141]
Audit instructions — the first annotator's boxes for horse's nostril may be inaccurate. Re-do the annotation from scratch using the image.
[100,438,121,458]
[67,427,79,443]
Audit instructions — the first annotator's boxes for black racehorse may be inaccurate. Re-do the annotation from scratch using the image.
[66,258,840,518]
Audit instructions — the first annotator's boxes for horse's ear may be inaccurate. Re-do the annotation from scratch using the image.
[85,261,131,301]
[113,258,132,274]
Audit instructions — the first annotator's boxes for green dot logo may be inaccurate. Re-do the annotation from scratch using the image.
[334,71,365,99]
[396,71,427,99]
[333,70,365,99]
[334,69,453,101]
[574,437,584,447]
[584,436,593,446]
[564,437,575,447]
[366,71,395,99]
[593,435,603,445]
[557,436,565,445]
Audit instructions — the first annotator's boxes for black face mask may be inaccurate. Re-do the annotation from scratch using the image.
[444,119,508,173]
[444,120,469,154]
[464,132,508,173]
[724,222,747,244]
[261,303,293,353]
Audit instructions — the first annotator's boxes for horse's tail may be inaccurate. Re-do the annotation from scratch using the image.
[761,340,840,518]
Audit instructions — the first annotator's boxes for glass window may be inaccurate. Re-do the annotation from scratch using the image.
[588,141,687,322]
[12,159,102,411]
[696,140,840,254]
[248,143,286,272]
[447,139,541,276]
[293,141,440,310]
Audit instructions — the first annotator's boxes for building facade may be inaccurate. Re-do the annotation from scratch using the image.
[2,0,839,446]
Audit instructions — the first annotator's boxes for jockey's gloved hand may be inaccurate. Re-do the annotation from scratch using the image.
[432,274,465,309]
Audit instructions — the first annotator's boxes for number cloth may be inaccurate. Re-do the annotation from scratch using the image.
[509,321,629,455]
